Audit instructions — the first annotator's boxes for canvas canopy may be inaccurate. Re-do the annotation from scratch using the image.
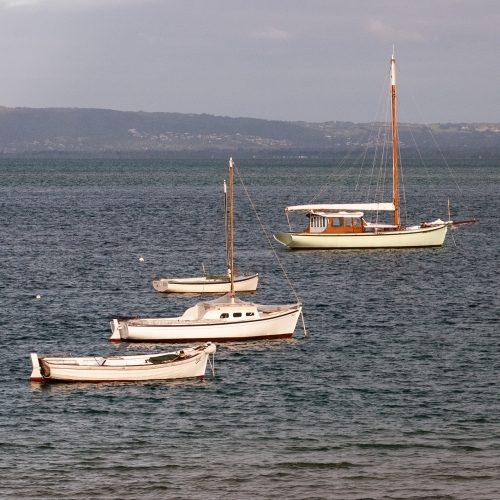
[285,203,395,213]
[309,211,364,218]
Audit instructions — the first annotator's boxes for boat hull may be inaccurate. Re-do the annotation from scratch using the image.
[153,273,259,293]
[30,345,215,383]
[273,224,448,249]
[111,308,301,343]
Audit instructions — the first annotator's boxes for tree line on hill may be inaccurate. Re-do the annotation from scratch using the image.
[1,106,499,158]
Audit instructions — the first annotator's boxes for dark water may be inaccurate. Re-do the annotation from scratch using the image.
[1,159,499,499]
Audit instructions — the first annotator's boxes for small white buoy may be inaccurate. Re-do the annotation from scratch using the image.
[35,294,41,299]
[138,257,144,263]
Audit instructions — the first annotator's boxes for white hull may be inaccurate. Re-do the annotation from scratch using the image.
[30,344,215,383]
[153,273,258,293]
[110,301,302,343]
[273,224,448,249]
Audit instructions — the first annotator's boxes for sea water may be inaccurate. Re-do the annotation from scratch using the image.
[0,159,499,499]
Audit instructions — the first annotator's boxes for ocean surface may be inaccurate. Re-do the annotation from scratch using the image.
[0,158,499,499]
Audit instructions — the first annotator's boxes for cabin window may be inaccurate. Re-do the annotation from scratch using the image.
[233,312,242,318]
[344,217,352,227]
[310,215,327,232]
[311,216,327,227]
[220,313,229,319]
[331,218,342,227]
[353,218,361,227]
[246,312,255,317]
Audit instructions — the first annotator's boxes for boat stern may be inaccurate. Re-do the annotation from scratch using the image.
[29,353,43,382]
[152,279,169,292]
[273,232,293,247]
[203,342,216,355]
[109,318,124,342]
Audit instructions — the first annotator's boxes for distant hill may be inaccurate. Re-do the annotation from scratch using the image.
[1,106,500,158]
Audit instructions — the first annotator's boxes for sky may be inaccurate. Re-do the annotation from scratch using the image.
[0,0,499,123]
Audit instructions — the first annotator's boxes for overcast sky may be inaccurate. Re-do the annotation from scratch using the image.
[0,0,498,123]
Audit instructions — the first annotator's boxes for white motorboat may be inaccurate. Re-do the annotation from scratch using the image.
[29,343,216,383]
[110,158,302,343]
[153,180,258,293]
[273,52,476,250]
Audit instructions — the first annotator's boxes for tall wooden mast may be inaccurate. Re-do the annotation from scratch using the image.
[228,158,235,300]
[223,179,229,272]
[390,53,400,228]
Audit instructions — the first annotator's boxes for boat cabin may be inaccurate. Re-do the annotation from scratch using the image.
[305,211,398,234]
[179,300,261,321]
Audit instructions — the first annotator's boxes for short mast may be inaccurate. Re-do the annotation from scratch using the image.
[390,52,400,227]
[228,158,235,300]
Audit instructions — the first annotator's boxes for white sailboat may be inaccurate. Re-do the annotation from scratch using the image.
[274,53,476,250]
[153,180,258,293]
[110,158,302,343]
[29,343,216,383]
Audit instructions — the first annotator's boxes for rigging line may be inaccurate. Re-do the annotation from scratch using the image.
[382,91,393,205]
[374,71,392,203]
[308,126,372,203]
[450,228,458,247]
[364,71,391,207]
[353,143,370,198]
[355,102,389,198]
[312,131,369,198]
[329,147,373,202]
[233,163,302,305]
[205,188,225,274]
[365,123,383,205]
[353,120,380,197]
[323,133,385,204]
[356,122,386,197]
[355,126,381,201]
[314,76,386,206]
[377,105,390,204]
[372,93,392,213]
[366,91,392,212]
[397,102,443,215]
[329,117,387,201]
[397,125,409,226]
[403,74,475,219]
[396,123,409,226]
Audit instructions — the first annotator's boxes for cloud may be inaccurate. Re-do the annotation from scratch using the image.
[367,18,425,42]
[2,0,155,9]
[4,0,40,7]
[252,27,291,40]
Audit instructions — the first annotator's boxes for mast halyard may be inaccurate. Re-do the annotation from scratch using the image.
[228,158,235,301]
[390,52,400,228]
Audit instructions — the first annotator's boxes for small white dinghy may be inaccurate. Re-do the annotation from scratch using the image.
[152,273,258,294]
[29,343,216,383]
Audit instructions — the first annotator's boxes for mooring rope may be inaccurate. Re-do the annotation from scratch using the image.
[233,163,308,338]
[207,351,215,378]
